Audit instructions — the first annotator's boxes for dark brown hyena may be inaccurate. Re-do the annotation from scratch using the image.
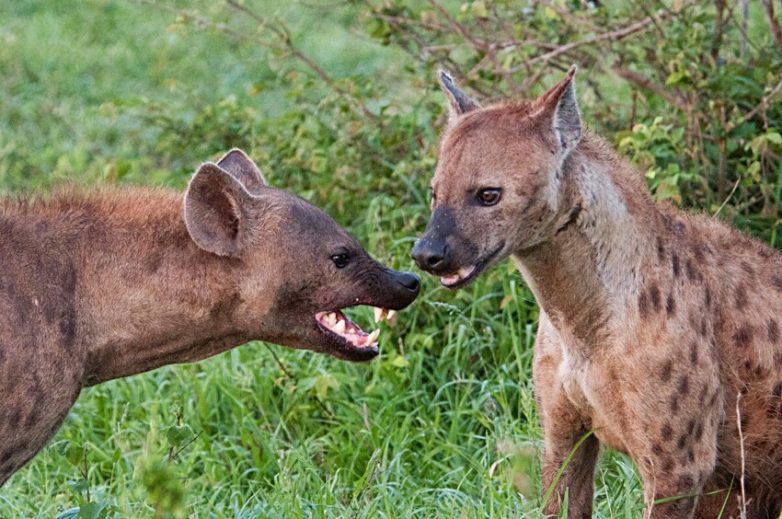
[0,148,419,485]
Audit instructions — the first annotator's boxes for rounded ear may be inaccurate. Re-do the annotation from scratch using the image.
[533,65,582,154]
[184,163,252,257]
[216,148,266,195]
[437,69,480,125]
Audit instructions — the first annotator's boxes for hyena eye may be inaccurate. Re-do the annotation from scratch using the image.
[331,253,350,268]
[477,188,502,206]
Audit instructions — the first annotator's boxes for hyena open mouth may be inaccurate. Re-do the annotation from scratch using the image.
[315,306,397,351]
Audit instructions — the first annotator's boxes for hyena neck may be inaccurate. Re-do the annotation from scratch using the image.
[512,136,658,346]
[73,189,256,385]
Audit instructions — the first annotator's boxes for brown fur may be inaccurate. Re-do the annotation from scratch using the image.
[0,149,419,485]
[414,69,782,518]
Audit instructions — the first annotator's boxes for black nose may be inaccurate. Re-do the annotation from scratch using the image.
[412,239,448,271]
[396,271,420,294]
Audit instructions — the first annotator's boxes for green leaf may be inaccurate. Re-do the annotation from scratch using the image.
[164,424,194,447]
[765,131,782,145]
[313,373,340,401]
[471,1,488,18]
[391,355,410,368]
[68,479,89,495]
[55,508,80,519]
[78,502,107,519]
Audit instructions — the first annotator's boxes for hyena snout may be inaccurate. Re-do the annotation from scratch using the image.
[384,269,421,301]
[411,235,451,273]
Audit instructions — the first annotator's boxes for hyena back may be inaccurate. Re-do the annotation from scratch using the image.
[412,67,782,518]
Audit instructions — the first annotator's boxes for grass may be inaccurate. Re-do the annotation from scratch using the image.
[1,1,651,517]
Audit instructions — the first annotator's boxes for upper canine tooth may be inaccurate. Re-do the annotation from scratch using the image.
[458,266,475,278]
[333,320,346,334]
[366,329,380,345]
[373,306,383,323]
[387,310,397,321]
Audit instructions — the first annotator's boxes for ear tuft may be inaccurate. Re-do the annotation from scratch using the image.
[565,64,577,81]
[184,163,251,257]
[216,148,266,195]
[537,65,582,153]
[437,69,480,124]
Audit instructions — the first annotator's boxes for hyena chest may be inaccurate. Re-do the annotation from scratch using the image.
[0,330,84,485]
[0,378,80,485]
[556,340,633,454]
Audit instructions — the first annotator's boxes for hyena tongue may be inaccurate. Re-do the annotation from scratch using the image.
[441,273,461,286]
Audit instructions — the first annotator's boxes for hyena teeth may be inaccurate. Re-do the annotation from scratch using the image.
[373,306,391,323]
[333,319,346,334]
[366,329,380,345]
[325,312,337,326]
[387,310,397,321]
[458,265,476,278]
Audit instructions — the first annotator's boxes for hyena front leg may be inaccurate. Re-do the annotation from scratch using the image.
[534,326,599,519]
[539,420,600,519]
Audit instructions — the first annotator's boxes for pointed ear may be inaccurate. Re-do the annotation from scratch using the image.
[184,163,253,257]
[535,65,582,153]
[216,148,266,195]
[437,69,480,124]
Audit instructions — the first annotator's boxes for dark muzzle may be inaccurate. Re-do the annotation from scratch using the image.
[412,236,452,273]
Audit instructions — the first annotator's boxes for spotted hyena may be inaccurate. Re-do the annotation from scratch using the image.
[0,148,419,485]
[412,67,782,518]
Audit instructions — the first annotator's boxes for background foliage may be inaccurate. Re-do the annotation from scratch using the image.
[1,0,780,517]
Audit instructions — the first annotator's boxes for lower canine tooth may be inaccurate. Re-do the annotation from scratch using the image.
[333,320,346,334]
[366,329,380,345]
